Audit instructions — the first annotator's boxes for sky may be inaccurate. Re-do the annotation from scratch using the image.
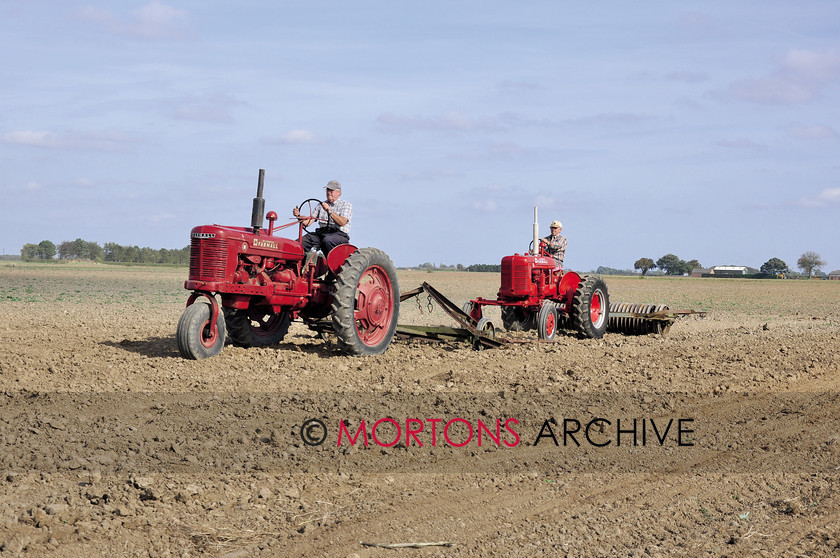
[1,1,838,271]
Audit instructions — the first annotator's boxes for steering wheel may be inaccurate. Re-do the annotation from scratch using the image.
[528,239,550,257]
[295,198,330,232]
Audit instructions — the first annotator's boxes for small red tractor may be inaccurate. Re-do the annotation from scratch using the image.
[462,209,609,341]
[176,170,400,359]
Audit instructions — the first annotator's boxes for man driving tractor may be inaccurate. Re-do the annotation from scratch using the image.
[541,220,567,268]
[292,180,353,255]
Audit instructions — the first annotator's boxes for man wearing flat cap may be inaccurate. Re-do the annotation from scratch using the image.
[541,220,567,269]
[293,180,353,255]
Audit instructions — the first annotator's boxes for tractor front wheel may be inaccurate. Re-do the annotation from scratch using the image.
[572,275,609,339]
[332,247,400,355]
[224,307,290,347]
[537,301,558,341]
[177,302,226,359]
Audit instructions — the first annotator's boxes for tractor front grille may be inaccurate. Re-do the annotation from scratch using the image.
[500,259,531,296]
[189,238,228,281]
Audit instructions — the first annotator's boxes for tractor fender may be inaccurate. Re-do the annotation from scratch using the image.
[557,271,581,307]
[326,243,358,275]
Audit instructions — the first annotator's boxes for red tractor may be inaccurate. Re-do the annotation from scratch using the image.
[176,170,400,359]
[463,211,609,341]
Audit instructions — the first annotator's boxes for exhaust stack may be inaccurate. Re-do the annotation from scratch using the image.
[251,169,266,233]
[532,206,539,255]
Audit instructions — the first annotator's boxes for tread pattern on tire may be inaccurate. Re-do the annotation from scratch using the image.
[223,308,290,347]
[537,301,558,341]
[177,302,226,360]
[331,247,400,356]
[572,274,609,339]
[502,306,534,332]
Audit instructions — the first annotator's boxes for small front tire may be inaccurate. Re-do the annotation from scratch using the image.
[177,302,226,360]
[537,301,558,341]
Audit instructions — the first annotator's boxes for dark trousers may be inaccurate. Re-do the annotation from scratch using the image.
[302,229,350,255]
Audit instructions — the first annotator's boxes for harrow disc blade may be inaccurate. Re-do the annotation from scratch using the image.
[607,302,671,336]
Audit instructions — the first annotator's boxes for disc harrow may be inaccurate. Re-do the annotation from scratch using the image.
[608,302,675,336]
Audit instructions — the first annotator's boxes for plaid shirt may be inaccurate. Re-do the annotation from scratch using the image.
[313,198,352,234]
[541,233,567,265]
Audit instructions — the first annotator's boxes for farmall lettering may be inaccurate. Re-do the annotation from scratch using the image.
[252,238,278,250]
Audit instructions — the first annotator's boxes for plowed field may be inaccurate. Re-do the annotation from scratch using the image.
[1,263,839,556]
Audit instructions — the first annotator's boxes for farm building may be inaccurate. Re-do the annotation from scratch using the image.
[829,270,840,280]
[709,266,748,276]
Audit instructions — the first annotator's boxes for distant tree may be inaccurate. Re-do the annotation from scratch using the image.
[20,243,40,261]
[634,258,655,276]
[57,240,77,259]
[104,242,123,262]
[760,257,789,276]
[797,251,826,278]
[467,263,501,272]
[677,259,702,275]
[38,240,56,259]
[595,266,635,276]
[656,253,683,275]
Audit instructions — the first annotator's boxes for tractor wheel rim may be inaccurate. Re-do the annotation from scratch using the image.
[590,290,604,328]
[354,265,393,346]
[200,319,218,348]
[546,312,555,336]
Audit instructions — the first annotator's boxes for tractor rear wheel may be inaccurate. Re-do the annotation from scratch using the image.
[224,307,290,347]
[177,302,227,359]
[537,301,558,341]
[332,247,400,356]
[501,307,535,332]
[572,275,609,339]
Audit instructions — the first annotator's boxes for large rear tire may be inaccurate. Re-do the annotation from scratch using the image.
[501,306,535,332]
[224,307,290,347]
[572,275,609,339]
[177,302,226,360]
[332,247,400,355]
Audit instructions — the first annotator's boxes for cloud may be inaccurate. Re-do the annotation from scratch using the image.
[782,50,840,81]
[665,71,709,83]
[471,199,499,212]
[564,112,655,127]
[378,111,501,132]
[798,188,840,207]
[160,93,241,123]
[716,138,765,150]
[496,80,546,92]
[263,130,325,145]
[401,169,462,181]
[77,2,193,40]
[25,182,42,191]
[2,130,136,151]
[786,123,839,141]
[144,213,177,224]
[728,49,840,104]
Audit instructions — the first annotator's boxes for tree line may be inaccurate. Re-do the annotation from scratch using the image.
[633,252,827,278]
[633,254,701,276]
[20,239,190,265]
